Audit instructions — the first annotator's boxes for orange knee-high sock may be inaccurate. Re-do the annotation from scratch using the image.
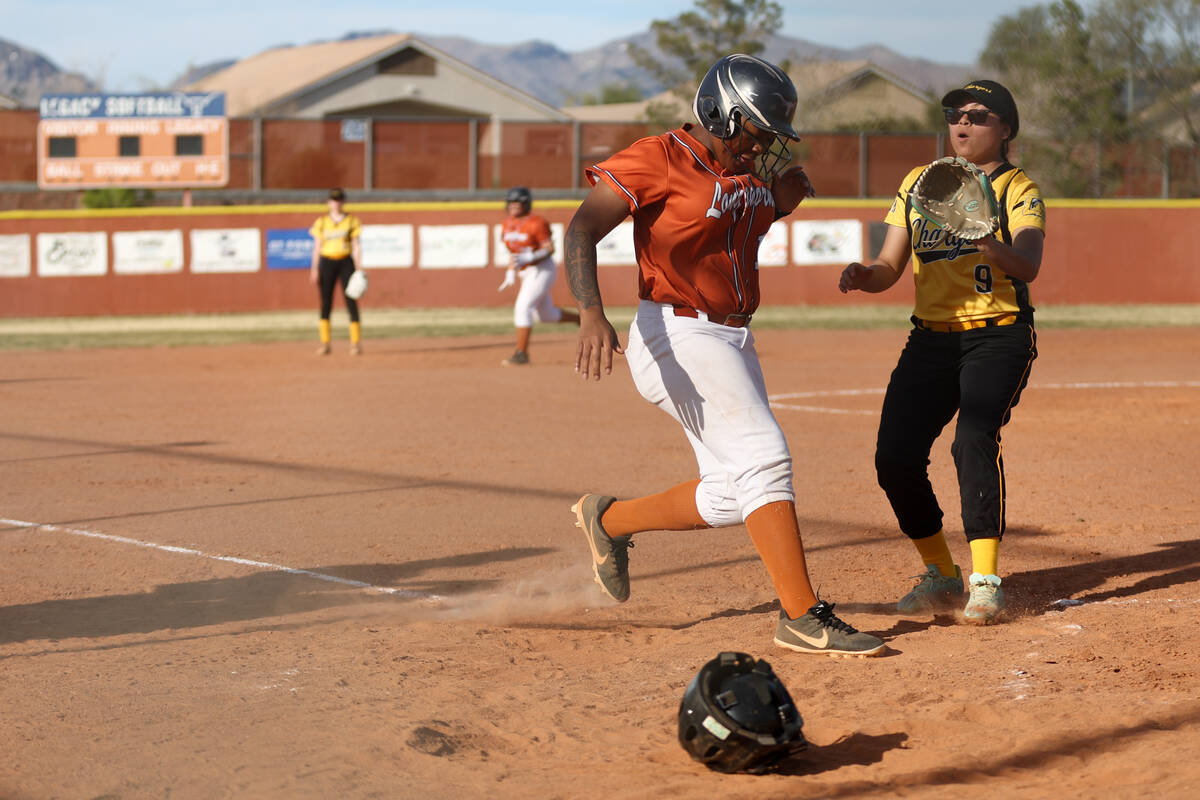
[744,500,818,618]
[515,326,531,352]
[601,480,708,536]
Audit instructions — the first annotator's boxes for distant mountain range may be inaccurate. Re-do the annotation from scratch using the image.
[1,30,975,110]
[0,37,96,104]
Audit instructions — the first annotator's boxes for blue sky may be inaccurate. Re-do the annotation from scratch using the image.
[5,1,1091,91]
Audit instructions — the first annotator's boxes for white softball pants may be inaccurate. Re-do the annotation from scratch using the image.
[625,299,795,527]
[513,261,564,328]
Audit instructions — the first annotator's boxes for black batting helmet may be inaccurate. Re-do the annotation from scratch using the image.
[693,54,799,181]
[677,651,807,774]
[693,54,799,141]
[505,186,532,213]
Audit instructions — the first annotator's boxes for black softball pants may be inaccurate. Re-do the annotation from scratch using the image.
[318,256,360,322]
[874,321,1038,542]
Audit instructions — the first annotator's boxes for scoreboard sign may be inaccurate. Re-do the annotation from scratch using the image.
[37,92,228,189]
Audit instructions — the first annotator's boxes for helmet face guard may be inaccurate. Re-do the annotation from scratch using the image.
[678,651,807,774]
[693,54,800,182]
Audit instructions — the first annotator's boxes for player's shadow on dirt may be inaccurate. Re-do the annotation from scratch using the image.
[1004,537,1200,614]
[771,731,909,776]
[0,547,551,646]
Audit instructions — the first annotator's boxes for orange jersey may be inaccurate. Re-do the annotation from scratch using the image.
[586,124,778,318]
[501,213,553,261]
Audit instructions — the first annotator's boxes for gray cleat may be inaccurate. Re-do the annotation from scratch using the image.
[572,494,632,602]
[773,600,885,658]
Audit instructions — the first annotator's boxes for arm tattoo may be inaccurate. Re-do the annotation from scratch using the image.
[564,225,603,310]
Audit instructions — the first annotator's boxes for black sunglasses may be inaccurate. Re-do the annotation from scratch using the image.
[944,107,994,125]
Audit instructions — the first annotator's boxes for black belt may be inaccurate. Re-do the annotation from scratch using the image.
[913,314,1018,333]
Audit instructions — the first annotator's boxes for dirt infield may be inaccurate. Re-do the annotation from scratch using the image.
[2,326,1198,799]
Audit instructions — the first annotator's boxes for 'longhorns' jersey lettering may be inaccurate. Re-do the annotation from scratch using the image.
[706,181,776,220]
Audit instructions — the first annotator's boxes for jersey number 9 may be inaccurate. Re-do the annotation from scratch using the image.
[975,264,994,294]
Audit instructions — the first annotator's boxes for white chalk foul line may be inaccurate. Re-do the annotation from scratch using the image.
[0,517,441,602]
[769,380,1200,415]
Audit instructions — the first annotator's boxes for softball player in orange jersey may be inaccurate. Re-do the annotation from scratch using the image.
[839,80,1045,624]
[563,54,884,658]
[496,186,580,365]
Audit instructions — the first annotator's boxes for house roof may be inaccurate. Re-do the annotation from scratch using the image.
[794,59,932,106]
[562,60,934,125]
[186,33,567,120]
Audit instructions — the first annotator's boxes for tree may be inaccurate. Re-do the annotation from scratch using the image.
[566,83,645,106]
[82,188,154,209]
[1093,0,1200,145]
[982,0,1126,196]
[628,0,785,129]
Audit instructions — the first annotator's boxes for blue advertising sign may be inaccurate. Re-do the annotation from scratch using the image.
[38,92,226,119]
[266,229,314,270]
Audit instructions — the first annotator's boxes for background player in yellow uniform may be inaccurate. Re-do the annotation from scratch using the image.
[838,80,1045,623]
[309,187,364,356]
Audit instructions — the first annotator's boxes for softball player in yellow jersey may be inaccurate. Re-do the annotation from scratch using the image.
[310,187,364,355]
[839,80,1045,624]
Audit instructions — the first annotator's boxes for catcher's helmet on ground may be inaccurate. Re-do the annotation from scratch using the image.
[505,186,532,214]
[693,54,799,181]
[677,651,807,774]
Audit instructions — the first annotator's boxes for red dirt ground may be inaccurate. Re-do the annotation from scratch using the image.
[1,326,1198,799]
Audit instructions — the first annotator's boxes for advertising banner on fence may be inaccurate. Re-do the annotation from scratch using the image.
[596,221,636,265]
[361,224,414,269]
[190,229,261,273]
[418,224,488,269]
[0,234,31,278]
[266,229,314,270]
[758,221,790,267]
[36,232,108,276]
[790,219,863,266]
[112,230,184,274]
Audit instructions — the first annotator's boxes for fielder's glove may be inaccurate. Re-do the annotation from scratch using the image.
[909,156,999,241]
[497,268,516,291]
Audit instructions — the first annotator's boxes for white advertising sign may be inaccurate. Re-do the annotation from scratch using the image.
[113,229,184,274]
[361,224,414,269]
[0,234,32,277]
[418,224,489,269]
[790,219,863,266]
[190,228,261,273]
[36,232,108,276]
[595,221,636,265]
[757,221,790,267]
[492,222,565,266]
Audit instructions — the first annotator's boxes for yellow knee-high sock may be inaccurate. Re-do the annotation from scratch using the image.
[969,537,1000,577]
[318,319,332,344]
[349,321,361,344]
[912,530,957,577]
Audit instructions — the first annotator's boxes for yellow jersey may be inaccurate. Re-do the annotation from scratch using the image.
[885,164,1046,323]
[310,213,362,260]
